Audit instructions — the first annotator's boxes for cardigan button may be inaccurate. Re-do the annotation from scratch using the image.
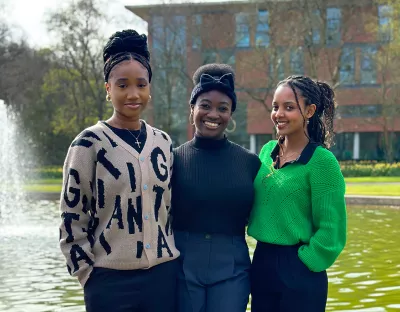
[143,185,148,190]
[145,244,151,249]
[140,156,145,162]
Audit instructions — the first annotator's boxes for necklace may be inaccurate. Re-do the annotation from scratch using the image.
[278,151,300,162]
[126,123,142,148]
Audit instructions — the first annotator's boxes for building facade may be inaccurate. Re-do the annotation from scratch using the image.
[127,0,400,161]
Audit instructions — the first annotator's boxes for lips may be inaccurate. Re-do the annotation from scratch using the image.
[275,120,288,130]
[203,121,220,129]
[125,103,141,109]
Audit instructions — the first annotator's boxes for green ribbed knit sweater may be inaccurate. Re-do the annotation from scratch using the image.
[248,140,347,272]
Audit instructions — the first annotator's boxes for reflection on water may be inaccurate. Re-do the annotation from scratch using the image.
[0,201,399,311]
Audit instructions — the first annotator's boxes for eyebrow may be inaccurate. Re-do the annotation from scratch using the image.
[115,77,148,83]
[272,101,296,105]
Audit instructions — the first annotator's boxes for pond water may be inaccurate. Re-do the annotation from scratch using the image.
[0,201,399,311]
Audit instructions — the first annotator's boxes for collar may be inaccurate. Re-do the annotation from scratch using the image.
[191,134,229,150]
[270,141,319,167]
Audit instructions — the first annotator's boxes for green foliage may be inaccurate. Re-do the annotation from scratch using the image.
[340,161,400,177]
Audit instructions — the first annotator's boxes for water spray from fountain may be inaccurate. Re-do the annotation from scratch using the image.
[0,99,26,224]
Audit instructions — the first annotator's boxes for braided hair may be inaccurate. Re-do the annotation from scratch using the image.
[103,29,152,82]
[277,75,336,148]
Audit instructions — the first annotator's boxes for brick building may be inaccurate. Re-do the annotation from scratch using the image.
[127,0,400,160]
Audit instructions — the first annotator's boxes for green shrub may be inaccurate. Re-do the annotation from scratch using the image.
[340,161,400,177]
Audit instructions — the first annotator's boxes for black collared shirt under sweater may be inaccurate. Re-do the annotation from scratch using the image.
[171,135,261,236]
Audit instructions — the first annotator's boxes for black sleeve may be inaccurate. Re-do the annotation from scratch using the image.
[251,155,262,182]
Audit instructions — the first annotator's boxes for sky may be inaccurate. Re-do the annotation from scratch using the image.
[3,0,237,48]
[3,0,147,48]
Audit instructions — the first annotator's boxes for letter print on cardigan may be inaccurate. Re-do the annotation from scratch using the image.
[157,225,173,258]
[70,244,94,272]
[99,232,112,255]
[136,241,144,259]
[64,168,81,208]
[83,216,99,248]
[97,148,122,179]
[103,131,118,148]
[150,147,168,182]
[71,130,101,148]
[153,129,169,142]
[107,195,124,229]
[81,195,88,214]
[153,185,165,222]
[62,212,80,243]
[128,196,143,234]
[165,206,172,236]
[97,179,105,209]
[127,163,136,192]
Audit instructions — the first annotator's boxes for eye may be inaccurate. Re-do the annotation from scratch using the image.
[138,83,147,88]
[272,105,278,111]
[219,106,229,112]
[199,103,210,109]
[118,84,127,89]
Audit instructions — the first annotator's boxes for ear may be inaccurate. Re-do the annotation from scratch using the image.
[306,104,317,119]
[105,82,110,94]
[190,104,195,113]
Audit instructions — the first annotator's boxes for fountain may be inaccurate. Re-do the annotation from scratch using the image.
[0,99,25,224]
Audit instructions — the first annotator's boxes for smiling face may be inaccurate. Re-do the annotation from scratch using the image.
[271,84,315,138]
[192,90,232,139]
[105,59,150,121]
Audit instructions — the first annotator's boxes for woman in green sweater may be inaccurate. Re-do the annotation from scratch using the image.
[248,75,346,311]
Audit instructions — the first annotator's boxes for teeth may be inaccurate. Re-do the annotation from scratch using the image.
[204,121,219,128]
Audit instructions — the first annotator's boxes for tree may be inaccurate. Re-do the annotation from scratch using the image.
[46,0,108,126]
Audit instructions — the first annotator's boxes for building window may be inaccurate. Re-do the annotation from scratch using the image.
[235,13,250,47]
[337,104,382,118]
[152,16,164,56]
[360,46,377,85]
[326,8,341,45]
[340,47,355,85]
[306,10,321,45]
[202,50,235,66]
[256,10,269,47]
[378,5,392,42]
[269,47,285,81]
[290,47,304,75]
[192,15,202,49]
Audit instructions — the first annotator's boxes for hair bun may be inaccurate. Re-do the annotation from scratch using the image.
[103,29,150,63]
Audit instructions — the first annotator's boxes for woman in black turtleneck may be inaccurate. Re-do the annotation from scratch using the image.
[171,64,261,312]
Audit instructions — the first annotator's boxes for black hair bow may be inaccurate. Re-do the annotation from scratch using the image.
[200,73,234,90]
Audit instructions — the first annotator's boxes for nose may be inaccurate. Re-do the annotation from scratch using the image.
[206,108,219,119]
[276,107,285,118]
[127,87,140,101]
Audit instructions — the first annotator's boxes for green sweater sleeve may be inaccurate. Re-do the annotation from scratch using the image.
[298,150,347,272]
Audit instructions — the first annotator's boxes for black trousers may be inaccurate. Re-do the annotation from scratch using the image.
[250,241,328,312]
[84,259,179,312]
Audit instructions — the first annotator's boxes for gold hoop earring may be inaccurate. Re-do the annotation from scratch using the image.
[106,93,111,102]
[189,111,195,126]
[225,118,236,133]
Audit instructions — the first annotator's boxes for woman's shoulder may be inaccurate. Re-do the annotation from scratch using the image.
[259,140,278,159]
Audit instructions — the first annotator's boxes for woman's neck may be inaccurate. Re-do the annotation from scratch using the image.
[106,112,141,130]
[282,132,309,154]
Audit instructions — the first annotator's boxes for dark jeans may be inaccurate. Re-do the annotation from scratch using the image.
[174,230,251,312]
[250,241,328,312]
[84,259,179,312]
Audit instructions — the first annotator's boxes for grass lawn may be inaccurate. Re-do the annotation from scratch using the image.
[345,184,400,196]
[344,176,400,183]
[21,177,400,196]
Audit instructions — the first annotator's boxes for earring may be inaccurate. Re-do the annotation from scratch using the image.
[225,118,236,133]
[149,95,152,100]
[306,119,310,125]
[189,111,195,126]
[106,93,111,102]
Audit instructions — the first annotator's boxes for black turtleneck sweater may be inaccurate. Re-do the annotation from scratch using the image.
[171,135,261,236]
